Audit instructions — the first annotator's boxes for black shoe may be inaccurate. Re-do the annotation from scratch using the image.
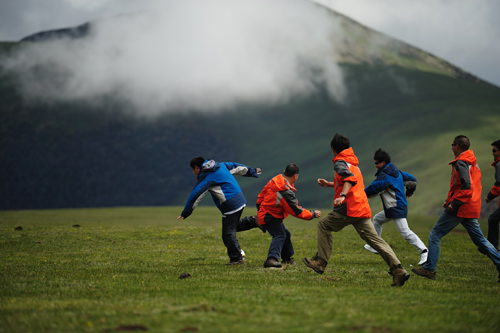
[264,258,282,268]
[251,215,266,233]
[225,259,245,265]
[281,258,296,265]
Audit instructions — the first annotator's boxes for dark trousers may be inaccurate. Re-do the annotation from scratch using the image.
[264,216,294,261]
[487,207,500,250]
[222,209,256,262]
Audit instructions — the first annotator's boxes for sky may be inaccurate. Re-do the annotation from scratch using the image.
[0,0,498,114]
[0,0,498,88]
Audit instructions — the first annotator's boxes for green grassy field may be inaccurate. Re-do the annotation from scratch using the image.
[1,206,499,332]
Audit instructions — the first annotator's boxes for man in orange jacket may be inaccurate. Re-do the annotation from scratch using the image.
[303,133,410,287]
[257,164,321,268]
[480,139,500,253]
[413,135,500,282]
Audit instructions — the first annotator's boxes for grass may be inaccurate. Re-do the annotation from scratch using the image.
[1,206,499,332]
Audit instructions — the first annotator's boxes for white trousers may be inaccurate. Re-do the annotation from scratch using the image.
[373,211,427,253]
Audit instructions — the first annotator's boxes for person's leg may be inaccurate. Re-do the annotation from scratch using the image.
[353,218,401,270]
[280,223,294,261]
[487,207,500,250]
[372,211,390,236]
[393,218,428,253]
[237,215,264,232]
[316,210,348,262]
[462,218,500,271]
[263,217,287,262]
[221,209,244,262]
[422,212,461,272]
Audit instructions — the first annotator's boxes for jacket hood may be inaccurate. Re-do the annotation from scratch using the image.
[376,162,399,178]
[333,147,359,166]
[450,150,477,166]
[269,174,296,192]
[201,159,220,172]
[493,155,500,167]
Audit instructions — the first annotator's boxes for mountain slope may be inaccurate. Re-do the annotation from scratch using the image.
[1,7,499,216]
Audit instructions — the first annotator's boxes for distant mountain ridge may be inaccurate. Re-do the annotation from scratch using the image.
[2,6,499,216]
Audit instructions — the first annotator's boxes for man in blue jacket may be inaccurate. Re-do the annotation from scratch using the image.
[177,156,262,265]
[364,149,428,266]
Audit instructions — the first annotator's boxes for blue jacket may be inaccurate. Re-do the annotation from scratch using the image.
[180,160,260,218]
[364,163,417,218]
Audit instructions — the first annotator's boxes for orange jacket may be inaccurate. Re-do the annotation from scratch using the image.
[446,150,482,218]
[256,174,315,224]
[486,155,500,208]
[332,147,371,218]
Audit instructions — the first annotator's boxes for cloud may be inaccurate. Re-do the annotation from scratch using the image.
[3,0,346,115]
[314,0,500,87]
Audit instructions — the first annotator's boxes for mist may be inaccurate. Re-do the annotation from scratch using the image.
[3,0,346,115]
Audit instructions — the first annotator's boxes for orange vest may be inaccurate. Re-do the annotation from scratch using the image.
[333,147,371,218]
[446,150,482,218]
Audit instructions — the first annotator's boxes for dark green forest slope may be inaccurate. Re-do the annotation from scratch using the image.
[1,8,499,215]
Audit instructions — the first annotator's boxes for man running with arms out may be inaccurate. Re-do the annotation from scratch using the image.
[178,156,263,265]
[257,164,321,268]
[303,133,410,287]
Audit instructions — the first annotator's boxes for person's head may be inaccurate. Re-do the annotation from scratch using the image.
[283,163,300,183]
[190,156,205,175]
[330,133,350,155]
[452,135,470,156]
[373,148,391,169]
[492,140,500,160]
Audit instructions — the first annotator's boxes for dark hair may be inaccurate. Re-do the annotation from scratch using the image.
[330,133,350,153]
[374,148,391,164]
[453,135,470,151]
[284,164,300,177]
[190,156,205,169]
[491,140,500,150]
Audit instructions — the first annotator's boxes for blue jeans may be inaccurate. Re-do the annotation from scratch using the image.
[264,216,294,261]
[423,211,500,272]
[487,207,500,250]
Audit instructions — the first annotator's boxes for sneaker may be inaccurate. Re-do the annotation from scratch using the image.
[281,258,296,265]
[412,267,436,280]
[251,215,266,233]
[302,256,327,275]
[418,250,428,266]
[363,244,379,254]
[389,267,410,287]
[225,259,245,265]
[264,257,282,268]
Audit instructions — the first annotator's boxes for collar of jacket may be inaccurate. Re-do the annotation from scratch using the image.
[333,147,359,166]
[492,155,500,167]
[449,149,477,166]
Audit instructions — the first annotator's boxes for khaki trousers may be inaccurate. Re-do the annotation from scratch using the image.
[316,210,401,270]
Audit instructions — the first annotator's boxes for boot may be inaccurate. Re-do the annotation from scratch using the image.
[390,266,410,287]
[302,256,327,275]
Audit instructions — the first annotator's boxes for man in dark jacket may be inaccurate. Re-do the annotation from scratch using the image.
[364,149,428,265]
[177,156,262,265]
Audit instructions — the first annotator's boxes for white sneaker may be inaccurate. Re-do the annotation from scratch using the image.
[418,250,428,266]
[241,249,245,258]
[363,244,379,254]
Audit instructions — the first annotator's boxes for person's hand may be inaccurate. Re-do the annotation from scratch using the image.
[442,201,447,208]
[485,197,491,203]
[334,197,345,206]
[318,178,330,187]
[177,216,184,220]
[314,210,322,218]
[256,168,262,175]
[446,204,455,212]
